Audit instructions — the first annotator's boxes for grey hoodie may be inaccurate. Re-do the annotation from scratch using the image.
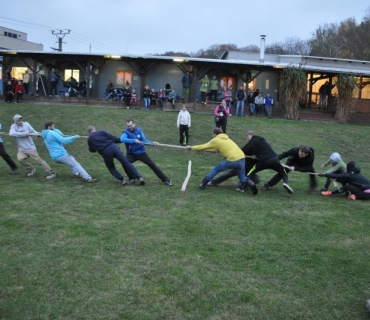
[9,115,39,151]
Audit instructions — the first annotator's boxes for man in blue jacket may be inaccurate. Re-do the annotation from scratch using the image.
[87,126,143,186]
[42,121,97,182]
[120,119,173,186]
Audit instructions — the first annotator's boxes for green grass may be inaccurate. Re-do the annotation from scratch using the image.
[1,103,370,319]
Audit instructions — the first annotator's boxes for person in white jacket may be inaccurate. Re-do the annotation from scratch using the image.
[9,114,56,178]
[176,105,191,146]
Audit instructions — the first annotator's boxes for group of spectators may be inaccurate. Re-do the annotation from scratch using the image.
[3,70,29,103]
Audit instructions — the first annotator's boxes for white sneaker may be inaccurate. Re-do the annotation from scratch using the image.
[283,183,294,194]
[27,168,36,177]
[46,172,57,179]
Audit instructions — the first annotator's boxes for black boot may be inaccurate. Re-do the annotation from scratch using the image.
[246,179,258,195]
[199,178,210,190]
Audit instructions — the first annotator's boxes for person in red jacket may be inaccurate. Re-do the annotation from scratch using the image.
[15,80,25,103]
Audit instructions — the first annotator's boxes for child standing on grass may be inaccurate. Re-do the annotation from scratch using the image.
[168,89,177,109]
[320,152,346,192]
[177,105,191,146]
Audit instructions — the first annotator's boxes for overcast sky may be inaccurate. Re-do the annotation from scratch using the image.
[1,1,368,56]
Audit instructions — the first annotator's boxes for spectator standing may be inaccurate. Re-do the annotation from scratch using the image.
[214,100,230,134]
[23,70,30,94]
[142,85,151,110]
[318,81,329,109]
[150,88,158,109]
[50,68,60,96]
[247,92,255,116]
[209,76,219,101]
[199,75,210,105]
[254,92,264,117]
[222,87,232,109]
[157,89,166,110]
[181,71,193,103]
[4,81,14,103]
[177,105,191,146]
[123,85,132,109]
[264,93,274,118]
[235,86,247,116]
[120,119,173,186]
[9,114,56,179]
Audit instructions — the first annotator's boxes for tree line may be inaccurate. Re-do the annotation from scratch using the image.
[158,7,370,60]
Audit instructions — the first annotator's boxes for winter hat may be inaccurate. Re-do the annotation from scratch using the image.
[13,114,23,123]
[330,152,341,162]
[346,161,356,172]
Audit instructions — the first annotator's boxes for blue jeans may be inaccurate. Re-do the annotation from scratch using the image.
[143,97,150,109]
[56,154,91,180]
[205,158,247,183]
[249,103,255,115]
[236,101,245,116]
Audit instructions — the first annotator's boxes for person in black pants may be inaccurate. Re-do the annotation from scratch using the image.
[120,119,173,186]
[209,131,293,194]
[266,145,317,193]
[87,126,144,185]
[0,122,18,173]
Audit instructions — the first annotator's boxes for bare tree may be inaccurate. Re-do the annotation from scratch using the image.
[193,43,238,58]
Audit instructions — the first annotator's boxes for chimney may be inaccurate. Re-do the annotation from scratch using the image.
[259,35,266,63]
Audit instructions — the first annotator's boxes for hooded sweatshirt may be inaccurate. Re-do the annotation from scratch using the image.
[322,152,346,174]
[9,114,38,151]
[42,129,77,160]
[191,133,245,162]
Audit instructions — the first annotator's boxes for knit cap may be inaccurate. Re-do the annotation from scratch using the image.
[13,114,23,123]
[330,152,341,162]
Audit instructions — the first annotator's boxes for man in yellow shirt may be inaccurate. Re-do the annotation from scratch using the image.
[186,128,258,194]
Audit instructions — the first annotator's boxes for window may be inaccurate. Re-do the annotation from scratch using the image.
[116,71,132,87]
[219,77,235,90]
[64,69,80,82]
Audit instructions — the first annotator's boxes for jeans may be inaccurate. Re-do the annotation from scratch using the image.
[205,158,247,183]
[236,101,245,116]
[101,145,141,181]
[249,103,255,115]
[56,154,91,180]
[143,97,150,109]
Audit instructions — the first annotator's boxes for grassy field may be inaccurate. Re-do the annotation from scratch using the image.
[0,103,369,319]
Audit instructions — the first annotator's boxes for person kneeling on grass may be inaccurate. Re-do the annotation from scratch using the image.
[185,127,257,195]
[42,121,97,183]
[320,161,370,201]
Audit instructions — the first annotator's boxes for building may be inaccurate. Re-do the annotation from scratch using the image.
[0,26,43,51]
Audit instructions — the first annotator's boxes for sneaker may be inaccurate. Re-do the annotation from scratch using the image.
[199,183,206,190]
[250,184,258,196]
[46,172,57,179]
[120,178,127,186]
[207,181,215,186]
[128,178,136,185]
[262,184,272,190]
[164,179,173,186]
[27,168,36,177]
[139,177,145,185]
[236,187,244,193]
[321,191,332,196]
[86,178,98,183]
[348,194,356,201]
[283,183,294,194]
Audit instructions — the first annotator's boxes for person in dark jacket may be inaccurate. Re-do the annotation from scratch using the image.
[320,161,370,200]
[4,80,14,103]
[209,131,292,194]
[87,126,143,185]
[265,145,317,192]
[120,119,173,186]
